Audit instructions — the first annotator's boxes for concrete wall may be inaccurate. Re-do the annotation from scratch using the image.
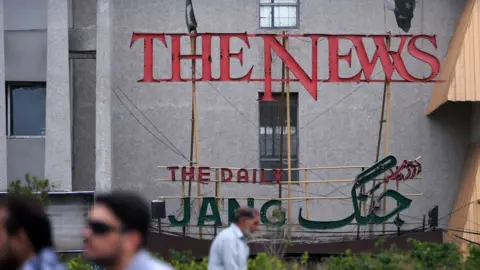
[6,138,45,182]
[4,0,47,184]
[86,0,469,237]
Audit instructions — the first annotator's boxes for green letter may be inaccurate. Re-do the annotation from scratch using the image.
[260,200,286,227]
[228,198,254,224]
[197,197,222,227]
[168,198,191,226]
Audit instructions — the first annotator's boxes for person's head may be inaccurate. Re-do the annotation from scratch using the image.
[0,194,53,269]
[83,191,150,266]
[234,207,260,236]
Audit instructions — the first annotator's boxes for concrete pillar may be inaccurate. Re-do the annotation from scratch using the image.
[95,0,113,192]
[0,0,7,190]
[45,0,72,191]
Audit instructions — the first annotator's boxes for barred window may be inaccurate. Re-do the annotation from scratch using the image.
[258,92,299,182]
[259,0,299,28]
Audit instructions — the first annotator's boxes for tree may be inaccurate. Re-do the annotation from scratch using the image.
[7,173,53,206]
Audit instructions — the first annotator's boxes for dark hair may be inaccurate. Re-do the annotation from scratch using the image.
[0,194,53,252]
[234,207,259,224]
[95,191,150,247]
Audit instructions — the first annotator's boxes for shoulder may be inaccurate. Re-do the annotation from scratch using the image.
[128,250,174,270]
[214,227,239,242]
[150,259,174,270]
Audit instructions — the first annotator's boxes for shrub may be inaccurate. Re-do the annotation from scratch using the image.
[63,241,480,269]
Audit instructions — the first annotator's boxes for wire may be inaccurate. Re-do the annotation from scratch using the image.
[116,86,190,161]
[196,70,258,129]
[112,88,192,163]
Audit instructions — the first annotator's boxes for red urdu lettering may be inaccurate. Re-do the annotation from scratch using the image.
[182,166,195,182]
[167,166,179,181]
[221,168,233,182]
[218,34,254,81]
[237,168,249,183]
[407,35,440,81]
[130,33,167,82]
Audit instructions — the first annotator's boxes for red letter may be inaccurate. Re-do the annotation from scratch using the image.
[182,166,195,182]
[130,33,167,82]
[353,35,399,81]
[408,35,440,81]
[221,168,233,182]
[167,166,179,181]
[252,169,257,184]
[328,35,362,82]
[262,35,319,101]
[237,168,249,183]
[273,169,283,184]
[218,33,253,81]
[198,167,211,183]
[260,169,267,184]
[170,34,213,81]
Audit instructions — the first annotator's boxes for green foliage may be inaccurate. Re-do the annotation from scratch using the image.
[324,238,480,270]
[7,174,53,206]
[65,256,94,270]
[61,240,480,269]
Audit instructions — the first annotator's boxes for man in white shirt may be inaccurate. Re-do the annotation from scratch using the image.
[208,207,260,270]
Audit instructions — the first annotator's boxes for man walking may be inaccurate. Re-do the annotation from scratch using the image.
[0,194,66,270]
[83,191,173,270]
[208,207,260,270]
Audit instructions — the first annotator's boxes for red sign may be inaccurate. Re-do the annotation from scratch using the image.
[130,33,441,101]
[167,166,288,184]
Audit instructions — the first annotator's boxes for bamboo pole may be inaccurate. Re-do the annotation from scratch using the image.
[186,35,202,239]
[158,165,373,170]
[157,194,423,200]
[158,178,422,184]
[214,169,220,237]
[382,35,392,235]
[279,32,287,200]
[304,168,310,219]
[184,34,197,237]
[285,36,293,239]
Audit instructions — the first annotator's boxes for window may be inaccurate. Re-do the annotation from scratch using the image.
[6,82,46,136]
[259,92,299,182]
[259,0,299,29]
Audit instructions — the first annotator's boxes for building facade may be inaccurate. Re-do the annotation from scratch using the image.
[1,0,479,250]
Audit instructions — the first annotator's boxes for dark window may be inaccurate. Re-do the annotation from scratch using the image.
[7,82,46,136]
[259,0,299,29]
[259,92,298,182]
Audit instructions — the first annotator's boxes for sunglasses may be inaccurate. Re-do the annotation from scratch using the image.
[87,220,125,235]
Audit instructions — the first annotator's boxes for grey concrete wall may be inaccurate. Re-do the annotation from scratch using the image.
[69,0,96,51]
[45,0,72,191]
[7,138,45,182]
[70,0,471,237]
[0,0,7,190]
[4,0,47,186]
[71,0,97,191]
[95,0,113,192]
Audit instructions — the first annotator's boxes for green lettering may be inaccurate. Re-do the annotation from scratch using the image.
[260,200,286,227]
[197,197,222,227]
[228,198,254,224]
[168,198,191,226]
